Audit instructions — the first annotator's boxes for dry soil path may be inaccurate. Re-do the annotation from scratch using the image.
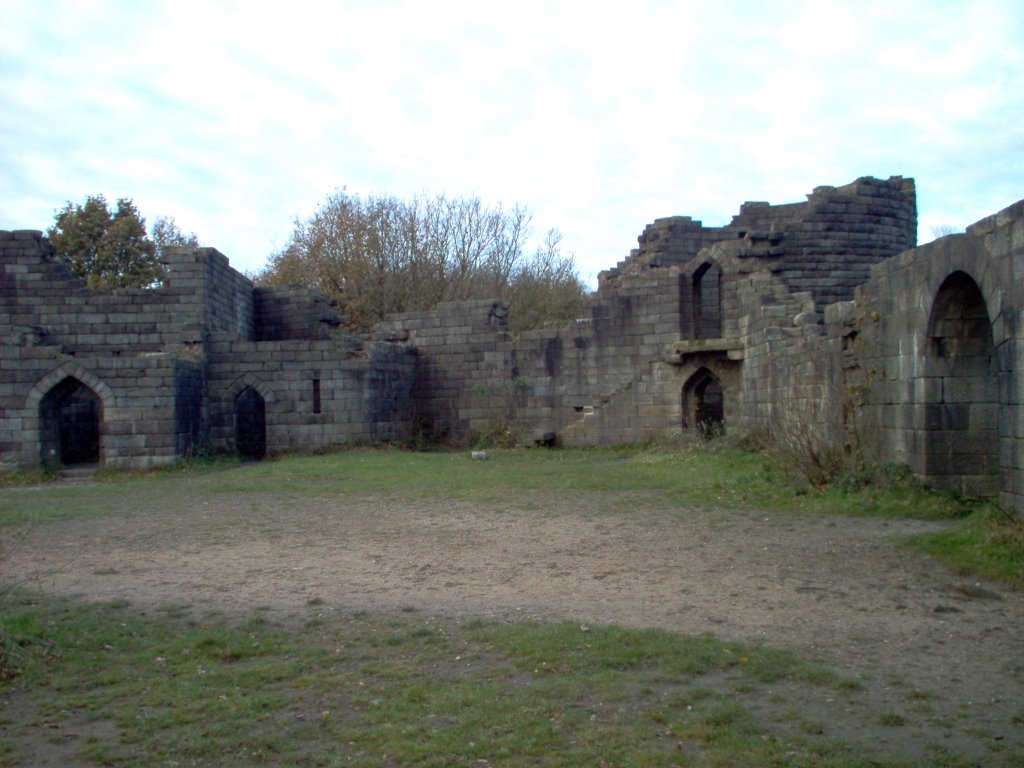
[3,488,1022,759]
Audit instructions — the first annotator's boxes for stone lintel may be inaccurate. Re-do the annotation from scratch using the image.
[663,337,744,364]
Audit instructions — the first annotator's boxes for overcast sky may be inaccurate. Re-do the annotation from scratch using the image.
[2,0,1022,286]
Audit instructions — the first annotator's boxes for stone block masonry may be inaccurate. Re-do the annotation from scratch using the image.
[3,176,1023,515]
[1,232,414,469]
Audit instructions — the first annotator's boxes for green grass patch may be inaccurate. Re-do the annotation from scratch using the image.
[0,446,976,530]
[0,466,61,488]
[1,446,1020,764]
[905,504,1024,586]
[4,590,1007,767]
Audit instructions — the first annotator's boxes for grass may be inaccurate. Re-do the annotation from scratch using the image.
[3,590,1008,768]
[1,445,1022,765]
[0,444,978,523]
[904,503,1024,584]
[4,444,1017,586]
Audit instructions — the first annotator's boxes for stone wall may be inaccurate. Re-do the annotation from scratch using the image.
[159,245,256,342]
[205,336,414,453]
[4,175,1021,514]
[763,177,917,308]
[374,299,513,441]
[378,176,917,450]
[0,231,413,469]
[848,201,1024,509]
[254,286,344,341]
[0,232,221,468]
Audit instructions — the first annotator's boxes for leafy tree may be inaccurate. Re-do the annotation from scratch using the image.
[255,189,587,332]
[150,215,199,260]
[48,196,162,289]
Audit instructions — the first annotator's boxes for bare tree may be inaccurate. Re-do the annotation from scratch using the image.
[255,190,586,332]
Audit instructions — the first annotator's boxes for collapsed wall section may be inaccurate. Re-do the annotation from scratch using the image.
[254,286,344,341]
[510,263,686,445]
[598,215,732,287]
[1,234,213,356]
[745,176,917,308]
[600,176,916,310]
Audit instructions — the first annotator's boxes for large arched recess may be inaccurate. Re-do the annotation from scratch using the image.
[923,271,998,496]
[682,367,725,439]
[38,377,103,467]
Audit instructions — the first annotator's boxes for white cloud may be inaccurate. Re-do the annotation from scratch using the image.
[2,0,1022,285]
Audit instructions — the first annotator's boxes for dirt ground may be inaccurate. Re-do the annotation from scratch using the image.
[3,484,1023,761]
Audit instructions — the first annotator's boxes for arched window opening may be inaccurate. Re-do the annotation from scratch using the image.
[235,386,267,459]
[683,368,725,439]
[692,262,722,339]
[39,377,101,466]
[924,271,997,496]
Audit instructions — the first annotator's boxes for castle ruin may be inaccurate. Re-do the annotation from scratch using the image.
[3,175,1022,513]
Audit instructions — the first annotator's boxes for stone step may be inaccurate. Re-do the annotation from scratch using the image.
[61,464,99,483]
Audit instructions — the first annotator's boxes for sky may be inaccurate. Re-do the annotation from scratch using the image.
[2,0,1022,287]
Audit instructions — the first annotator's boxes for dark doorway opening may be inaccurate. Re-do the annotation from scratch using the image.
[683,368,725,439]
[235,386,267,459]
[695,377,724,438]
[39,377,101,466]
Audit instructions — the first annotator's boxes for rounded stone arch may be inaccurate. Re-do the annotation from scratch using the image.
[682,366,725,438]
[26,362,115,467]
[923,270,998,496]
[223,375,275,459]
[914,239,1009,352]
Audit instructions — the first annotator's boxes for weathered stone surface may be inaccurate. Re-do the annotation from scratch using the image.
[3,176,1023,512]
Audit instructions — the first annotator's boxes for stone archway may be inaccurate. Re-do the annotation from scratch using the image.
[235,386,267,459]
[39,377,102,466]
[924,271,998,496]
[683,368,725,438]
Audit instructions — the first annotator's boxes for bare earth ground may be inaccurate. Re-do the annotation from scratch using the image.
[3,484,1023,762]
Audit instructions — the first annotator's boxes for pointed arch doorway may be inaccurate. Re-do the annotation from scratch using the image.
[683,368,725,439]
[39,377,102,466]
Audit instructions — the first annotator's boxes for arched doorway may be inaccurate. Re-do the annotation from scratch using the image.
[683,368,725,439]
[39,377,101,466]
[924,271,998,496]
[235,386,266,459]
